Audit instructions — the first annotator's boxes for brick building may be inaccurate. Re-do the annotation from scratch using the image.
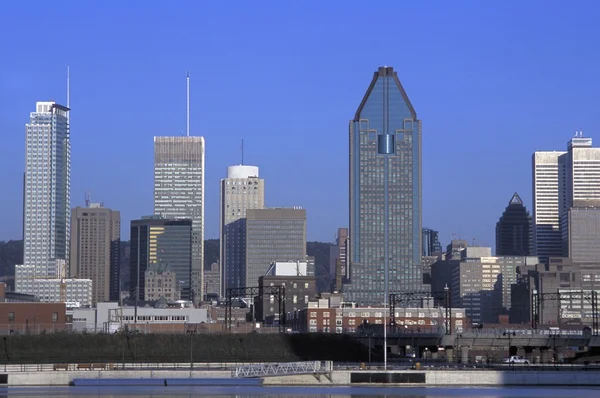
[0,302,67,334]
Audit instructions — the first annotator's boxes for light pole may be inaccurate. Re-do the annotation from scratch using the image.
[503,330,515,362]
[187,328,197,369]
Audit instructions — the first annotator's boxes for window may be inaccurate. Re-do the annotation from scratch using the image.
[304,283,309,288]
[349,319,356,325]
[310,312,317,318]
[293,295,298,304]
[8,312,14,322]
[323,312,330,318]
[309,319,317,325]
[52,312,58,323]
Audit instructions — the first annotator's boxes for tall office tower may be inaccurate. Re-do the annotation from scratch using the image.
[563,135,600,211]
[70,203,121,304]
[245,208,306,288]
[23,102,71,275]
[562,204,600,263]
[130,217,192,302]
[154,136,204,302]
[422,228,442,257]
[329,228,348,292]
[220,165,265,295]
[346,66,423,306]
[495,192,532,256]
[533,134,600,259]
[532,151,565,259]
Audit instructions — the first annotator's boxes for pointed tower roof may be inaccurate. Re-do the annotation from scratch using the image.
[353,66,417,121]
[509,192,523,205]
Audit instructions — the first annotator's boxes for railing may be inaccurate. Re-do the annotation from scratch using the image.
[232,361,324,378]
[0,361,265,372]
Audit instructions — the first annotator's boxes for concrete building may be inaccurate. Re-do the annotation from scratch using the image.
[144,264,181,301]
[204,262,220,300]
[533,151,565,259]
[330,228,348,292]
[561,204,600,263]
[245,208,306,288]
[496,193,532,256]
[510,258,582,325]
[70,203,120,304]
[346,66,424,306]
[258,274,317,325]
[70,302,208,333]
[220,165,265,295]
[15,264,92,306]
[431,243,540,325]
[130,217,192,302]
[23,101,71,277]
[533,135,600,260]
[154,136,204,303]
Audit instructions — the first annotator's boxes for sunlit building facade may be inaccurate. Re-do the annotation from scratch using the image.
[345,66,424,306]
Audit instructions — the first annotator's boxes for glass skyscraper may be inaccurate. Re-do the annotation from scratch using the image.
[154,136,204,302]
[345,66,423,306]
[23,102,71,276]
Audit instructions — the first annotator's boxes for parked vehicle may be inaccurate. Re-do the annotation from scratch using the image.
[504,355,530,364]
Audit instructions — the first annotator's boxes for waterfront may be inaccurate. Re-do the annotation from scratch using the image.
[1,386,600,397]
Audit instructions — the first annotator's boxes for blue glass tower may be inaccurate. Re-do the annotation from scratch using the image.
[345,66,423,306]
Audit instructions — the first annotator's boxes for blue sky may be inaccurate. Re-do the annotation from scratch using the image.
[1,1,599,250]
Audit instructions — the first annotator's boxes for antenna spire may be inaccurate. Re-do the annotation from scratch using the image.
[67,66,70,120]
[186,71,190,137]
[241,139,244,165]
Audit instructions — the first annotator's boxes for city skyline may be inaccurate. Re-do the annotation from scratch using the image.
[2,2,600,250]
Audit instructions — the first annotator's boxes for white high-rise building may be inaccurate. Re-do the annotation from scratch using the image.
[532,151,565,259]
[154,136,205,302]
[220,165,265,295]
[23,101,71,276]
[533,133,600,259]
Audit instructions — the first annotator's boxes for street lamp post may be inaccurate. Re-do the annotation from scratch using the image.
[187,328,197,370]
[503,330,516,363]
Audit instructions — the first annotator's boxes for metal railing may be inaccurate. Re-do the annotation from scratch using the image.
[232,361,323,378]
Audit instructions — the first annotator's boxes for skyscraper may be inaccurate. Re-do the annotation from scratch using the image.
[495,192,532,256]
[130,217,192,302]
[23,102,71,276]
[346,66,423,306]
[245,208,306,288]
[220,165,265,295]
[154,136,204,302]
[533,134,600,259]
[70,203,121,304]
[422,228,442,257]
[532,151,565,259]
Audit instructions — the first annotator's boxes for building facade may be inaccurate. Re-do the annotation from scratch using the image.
[495,192,532,256]
[15,264,92,306]
[346,66,423,306]
[532,151,565,259]
[422,228,442,257]
[23,102,71,275]
[330,228,348,292]
[220,165,265,295]
[130,217,192,302]
[562,205,600,263]
[144,264,181,301]
[70,204,120,304]
[154,136,204,303]
[204,262,220,300]
[258,275,317,324]
[245,208,306,288]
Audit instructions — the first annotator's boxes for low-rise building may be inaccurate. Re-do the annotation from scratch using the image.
[0,302,67,334]
[15,264,93,306]
[298,301,467,334]
[144,265,181,301]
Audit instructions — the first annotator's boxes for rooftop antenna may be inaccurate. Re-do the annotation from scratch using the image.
[85,191,91,207]
[241,138,244,165]
[186,71,190,137]
[66,66,70,118]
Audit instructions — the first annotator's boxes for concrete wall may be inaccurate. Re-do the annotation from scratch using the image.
[6,370,231,386]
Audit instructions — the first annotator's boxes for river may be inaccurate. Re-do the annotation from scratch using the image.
[1,386,600,397]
